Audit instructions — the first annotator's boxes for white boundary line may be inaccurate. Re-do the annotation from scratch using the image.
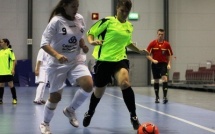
[105,93,215,133]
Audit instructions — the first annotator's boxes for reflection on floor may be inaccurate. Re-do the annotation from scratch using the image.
[0,86,215,134]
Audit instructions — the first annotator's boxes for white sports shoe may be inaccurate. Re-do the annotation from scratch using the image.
[39,123,51,134]
[63,108,79,127]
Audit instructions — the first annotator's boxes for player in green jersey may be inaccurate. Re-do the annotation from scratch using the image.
[0,38,17,104]
[83,0,148,130]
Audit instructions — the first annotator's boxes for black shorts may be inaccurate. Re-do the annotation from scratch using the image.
[0,75,14,83]
[93,59,129,87]
[151,62,168,79]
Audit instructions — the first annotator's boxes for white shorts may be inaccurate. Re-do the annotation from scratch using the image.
[47,63,91,93]
[35,68,48,84]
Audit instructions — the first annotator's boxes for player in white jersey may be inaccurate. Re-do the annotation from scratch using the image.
[33,48,48,105]
[39,0,93,134]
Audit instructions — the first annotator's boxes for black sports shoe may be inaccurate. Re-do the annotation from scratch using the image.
[163,97,168,104]
[0,99,3,104]
[83,112,94,127]
[155,97,160,103]
[130,116,140,130]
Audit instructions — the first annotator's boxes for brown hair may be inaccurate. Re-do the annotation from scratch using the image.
[49,0,77,22]
[117,0,132,11]
[2,38,12,48]
[157,29,165,33]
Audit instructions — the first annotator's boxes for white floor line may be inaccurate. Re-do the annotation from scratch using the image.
[105,93,215,133]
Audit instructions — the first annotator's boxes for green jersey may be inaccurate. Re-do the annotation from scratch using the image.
[0,48,16,75]
[87,16,133,61]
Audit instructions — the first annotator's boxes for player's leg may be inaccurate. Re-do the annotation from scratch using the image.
[114,60,140,130]
[8,80,17,104]
[152,63,161,103]
[83,86,106,127]
[0,79,5,104]
[83,61,110,127]
[39,67,67,134]
[34,69,48,104]
[154,79,160,103]
[161,63,168,104]
[63,64,93,127]
[40,90,63,134]
[5,75,17,104]
[34,82,46,104]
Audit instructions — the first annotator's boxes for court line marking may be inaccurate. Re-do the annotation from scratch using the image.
[105,93,215,133]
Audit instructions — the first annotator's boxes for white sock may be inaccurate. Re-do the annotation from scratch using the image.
[43,100,57,124]
[67,88,90,112]
[35,83,46,101]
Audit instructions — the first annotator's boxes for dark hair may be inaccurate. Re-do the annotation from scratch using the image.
[157,29,165,33]
[2,38,12,48]
[117,0,132,11]
[49,0,77,22]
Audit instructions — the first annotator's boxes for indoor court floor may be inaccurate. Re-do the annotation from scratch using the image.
[0,86,215,134]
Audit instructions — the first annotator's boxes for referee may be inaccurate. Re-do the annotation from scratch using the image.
[146,29,173,104]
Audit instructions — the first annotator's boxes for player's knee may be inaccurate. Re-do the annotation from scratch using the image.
[119,80,130,89]
[79,76,93,93]
[82,82,93,93]
[161,76,168,82]
[49,92,61,103]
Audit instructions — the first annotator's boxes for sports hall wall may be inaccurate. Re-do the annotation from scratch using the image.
[0,0,215,83]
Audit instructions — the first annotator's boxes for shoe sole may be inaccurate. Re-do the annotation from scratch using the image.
[33,101,42,105]
[63,110,79,128]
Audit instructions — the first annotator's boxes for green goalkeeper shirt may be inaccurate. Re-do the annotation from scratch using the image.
[0,48,15,75]
[87,16,133,62]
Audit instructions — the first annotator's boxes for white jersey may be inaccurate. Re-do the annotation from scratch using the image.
[36,49,48,70]
[40,14,86,65]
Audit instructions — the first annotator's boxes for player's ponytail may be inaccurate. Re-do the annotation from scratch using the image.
[2,38,11,48]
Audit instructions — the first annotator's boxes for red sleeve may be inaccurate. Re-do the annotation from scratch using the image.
[147,40,156,53]
[166,42,173,56]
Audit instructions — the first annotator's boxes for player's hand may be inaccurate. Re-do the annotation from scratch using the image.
[11,70,15,76]
[82,45,89,53]
[167,64,171,69]
[152,59,158,64]
[90,40,104,46]
[35,70,39,76]
[56,54,68,64]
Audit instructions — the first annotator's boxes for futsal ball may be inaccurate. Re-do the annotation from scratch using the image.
[137,122,159,134]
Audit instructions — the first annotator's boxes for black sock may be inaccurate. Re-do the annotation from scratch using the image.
[154,83,159,98]
[163,82,168,98]
[10,87,17,100]
[122,87,136,117]
[88,92,101,115]
[0,87,4,100]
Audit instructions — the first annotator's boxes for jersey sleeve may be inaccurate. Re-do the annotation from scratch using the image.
[10,49,16,61]
[79,15,86,39]
[40,17,58,47]
[147,40,155,54]
[167,43,173,56]
[87,17,111,38]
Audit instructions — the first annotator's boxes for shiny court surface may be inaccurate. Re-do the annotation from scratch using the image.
[0,86,215,134]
